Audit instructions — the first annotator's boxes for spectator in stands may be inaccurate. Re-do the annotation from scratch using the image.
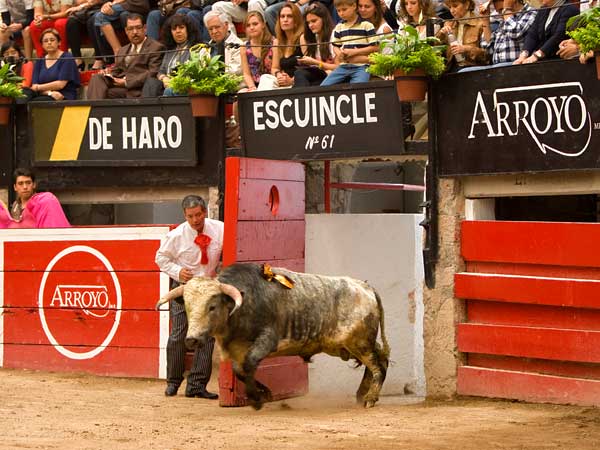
[436,0,488,71]
[263,0,315,36]
[479,0,536,66]
[320,0,379,86]
[257,1,302,89]
[512,0,579,64]
[143,13,201,96]
[146,0,208,41]
[24,28,80,101]
[93,0,150,58]
[397,0,436,37]
[294,1,335,86]
[30,0,76,57]
[0,0,34,59]
[203,10,242,76]
[359,0,392,34]
[0,167,70,229]
[239,10,273,91]
[87,13,165,98]
[210,0,248,35]
[1,40,33,89]
[66,0,107,70]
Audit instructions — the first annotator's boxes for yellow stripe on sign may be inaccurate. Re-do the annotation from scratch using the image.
[49,105,92,161]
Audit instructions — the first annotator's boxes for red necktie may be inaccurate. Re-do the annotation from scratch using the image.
[194,233,211,265]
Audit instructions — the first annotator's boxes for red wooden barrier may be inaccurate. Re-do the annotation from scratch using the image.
[0,227,170,378]
[219,156,308,407]
[456,220,600,406]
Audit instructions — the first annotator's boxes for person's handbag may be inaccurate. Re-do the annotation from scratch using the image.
[159,0,192,16]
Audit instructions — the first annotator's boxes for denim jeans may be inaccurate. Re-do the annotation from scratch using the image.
[94,3,127,27]
[320,64,370,86]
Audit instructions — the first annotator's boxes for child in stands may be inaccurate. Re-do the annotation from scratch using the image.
[320,0,378,86]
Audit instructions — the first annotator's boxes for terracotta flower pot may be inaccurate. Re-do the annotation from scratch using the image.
[393,68,427,102]
[189,93,219,118]
[0,96,13,126]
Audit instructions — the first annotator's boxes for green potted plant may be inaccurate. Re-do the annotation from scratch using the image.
[0,63,24,125]
[567,7,600,78]
[367,25,446,102]
[168,44,242,118]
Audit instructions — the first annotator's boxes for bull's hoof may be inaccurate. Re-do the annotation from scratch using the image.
[364,400,376,408]
[250,399,264,410]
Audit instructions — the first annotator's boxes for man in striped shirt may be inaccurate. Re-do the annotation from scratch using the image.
[320,0,379,86]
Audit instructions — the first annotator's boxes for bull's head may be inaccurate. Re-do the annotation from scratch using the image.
[156,278,243,349]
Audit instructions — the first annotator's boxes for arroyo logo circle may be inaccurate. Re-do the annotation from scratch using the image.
[38,245,123,360]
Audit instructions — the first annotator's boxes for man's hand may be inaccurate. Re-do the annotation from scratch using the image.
[557,39,579,60]
[179,268,193,282]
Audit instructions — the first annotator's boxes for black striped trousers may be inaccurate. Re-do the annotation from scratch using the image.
[167,297,215,393]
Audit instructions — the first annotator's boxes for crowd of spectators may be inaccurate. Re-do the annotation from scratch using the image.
[0,0,596,103]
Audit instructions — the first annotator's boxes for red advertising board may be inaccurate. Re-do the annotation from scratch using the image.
[0,227,170,378]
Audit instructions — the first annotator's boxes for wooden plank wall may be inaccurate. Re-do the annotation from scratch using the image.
[0,228,170,378]
[456,220,600,406]
[218,157,309,407]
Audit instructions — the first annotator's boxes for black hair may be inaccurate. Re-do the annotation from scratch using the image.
[13,167,35,184]
[161,13,201,49]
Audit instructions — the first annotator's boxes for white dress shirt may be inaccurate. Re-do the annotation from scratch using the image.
[155,218,224,282]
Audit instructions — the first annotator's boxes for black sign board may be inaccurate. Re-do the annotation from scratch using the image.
[31,98,197,166]
[436,59,600,176]
[238,81,405,160]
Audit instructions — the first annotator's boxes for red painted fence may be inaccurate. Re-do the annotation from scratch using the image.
[456,220,600,406]
[0,227,171,378]
[218,157,309,406]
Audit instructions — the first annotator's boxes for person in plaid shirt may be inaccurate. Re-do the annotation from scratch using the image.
[480,0,537,65]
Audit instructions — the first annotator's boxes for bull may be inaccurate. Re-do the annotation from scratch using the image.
[156,263,390,409]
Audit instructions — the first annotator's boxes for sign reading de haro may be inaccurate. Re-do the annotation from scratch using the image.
[31,98,196,167]
[238,81,405,160]
[2,235,165,378]
[436,60,599,176]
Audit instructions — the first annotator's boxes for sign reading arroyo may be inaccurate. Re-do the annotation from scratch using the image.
[38,245,122,360]
[1,231,167,378]
[31,98,197,166]
[436,60,599,176]
[238,81,405,160]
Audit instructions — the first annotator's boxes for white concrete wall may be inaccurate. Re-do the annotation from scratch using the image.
[305,214,425,398]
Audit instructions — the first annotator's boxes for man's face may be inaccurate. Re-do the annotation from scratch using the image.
[207,17,227,43]
[125,18,146,46]
[184,205,207,232]
[14,176,35,202]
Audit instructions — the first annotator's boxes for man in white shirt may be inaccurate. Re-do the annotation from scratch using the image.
[155,194,224,399]
[203,10,242,77]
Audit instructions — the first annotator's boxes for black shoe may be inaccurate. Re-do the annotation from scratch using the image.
[165,384,179,396]
[185,388,218,400]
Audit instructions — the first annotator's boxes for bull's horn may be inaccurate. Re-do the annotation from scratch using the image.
[155,285,185,310]
[220,282,242,316]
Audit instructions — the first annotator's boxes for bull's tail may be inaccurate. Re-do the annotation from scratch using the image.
[374,289,390,360]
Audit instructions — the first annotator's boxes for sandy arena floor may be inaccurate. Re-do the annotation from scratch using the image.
[1,368,599,450]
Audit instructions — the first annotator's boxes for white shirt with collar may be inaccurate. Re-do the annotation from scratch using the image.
[207,32,243,77]
[155,218,224,282]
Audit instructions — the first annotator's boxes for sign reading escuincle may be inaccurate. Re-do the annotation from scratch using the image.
[238,81,405,160]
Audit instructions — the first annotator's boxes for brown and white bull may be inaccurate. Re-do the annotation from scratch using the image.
[156,263,390,409]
